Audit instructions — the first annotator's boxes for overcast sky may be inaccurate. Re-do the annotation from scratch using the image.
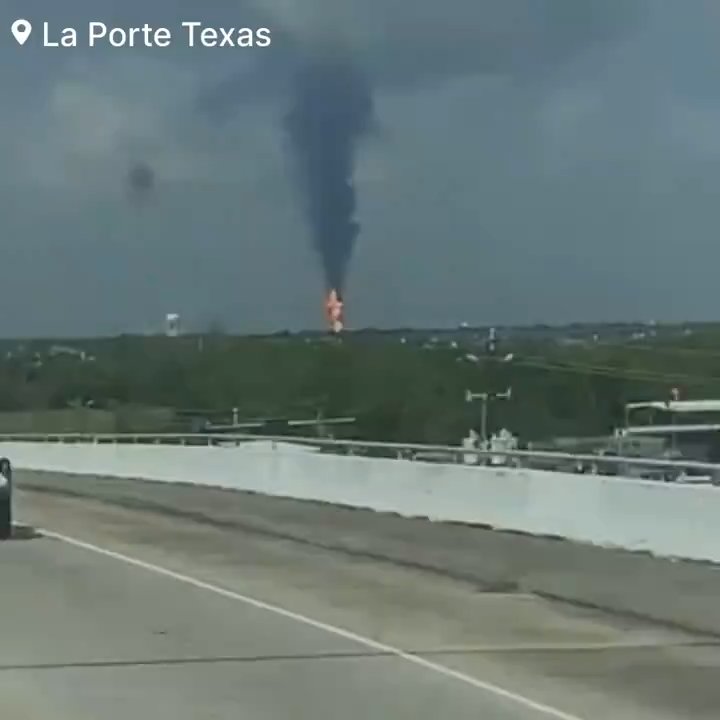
[0,1,718,335]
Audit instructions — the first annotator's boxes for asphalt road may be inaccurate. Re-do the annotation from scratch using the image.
[2,484,720,718]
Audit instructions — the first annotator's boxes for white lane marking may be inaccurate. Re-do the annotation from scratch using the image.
[41,528,585,720]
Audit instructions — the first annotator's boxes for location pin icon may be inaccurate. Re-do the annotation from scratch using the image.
[11,19,32,46]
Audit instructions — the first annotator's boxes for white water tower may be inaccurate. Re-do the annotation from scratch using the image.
[165,313,180,337]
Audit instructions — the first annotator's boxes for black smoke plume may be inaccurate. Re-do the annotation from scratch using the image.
[284,57,374,293]
[126,161,155,203]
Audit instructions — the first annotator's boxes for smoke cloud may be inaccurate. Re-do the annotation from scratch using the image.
[284,57,374,293]
[197,2,643,297]
[126,161,155,203]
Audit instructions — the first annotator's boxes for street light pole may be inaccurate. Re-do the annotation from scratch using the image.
[465,387,512,446]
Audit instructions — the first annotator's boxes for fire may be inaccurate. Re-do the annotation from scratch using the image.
[325,289,344,333]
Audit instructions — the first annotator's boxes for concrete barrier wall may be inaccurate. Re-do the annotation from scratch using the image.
[3,441,719,564]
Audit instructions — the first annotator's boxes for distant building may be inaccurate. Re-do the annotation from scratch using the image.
[165,313,180,337]
[49,345,88,361]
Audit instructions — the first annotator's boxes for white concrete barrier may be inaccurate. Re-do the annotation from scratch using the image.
[4,441,720,563]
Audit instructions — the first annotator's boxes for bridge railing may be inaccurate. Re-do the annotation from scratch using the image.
[0,432,718,483]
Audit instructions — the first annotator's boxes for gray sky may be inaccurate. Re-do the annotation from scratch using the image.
[0,1,718,335]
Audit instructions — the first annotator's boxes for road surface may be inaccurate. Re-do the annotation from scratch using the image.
[1,481,719,718]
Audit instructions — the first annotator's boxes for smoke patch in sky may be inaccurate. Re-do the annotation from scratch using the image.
[284,57,374,292]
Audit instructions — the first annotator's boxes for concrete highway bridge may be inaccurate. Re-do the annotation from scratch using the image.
[1,439,720,718]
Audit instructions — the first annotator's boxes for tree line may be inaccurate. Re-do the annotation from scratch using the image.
[0,330,718,443]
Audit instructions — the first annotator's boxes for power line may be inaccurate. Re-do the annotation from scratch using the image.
[482,354,720,386]
[606,342,720,361]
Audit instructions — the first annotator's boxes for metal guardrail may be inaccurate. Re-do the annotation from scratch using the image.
[0,432,719,482]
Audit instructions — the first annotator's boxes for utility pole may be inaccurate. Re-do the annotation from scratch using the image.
[465,387,512,446]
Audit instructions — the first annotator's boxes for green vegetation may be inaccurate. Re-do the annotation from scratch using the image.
[1,327,720,444]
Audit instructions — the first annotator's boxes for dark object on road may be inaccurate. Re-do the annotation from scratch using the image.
[0,457,12,539]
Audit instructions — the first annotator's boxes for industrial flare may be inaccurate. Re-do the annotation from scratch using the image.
[325,289,344,334]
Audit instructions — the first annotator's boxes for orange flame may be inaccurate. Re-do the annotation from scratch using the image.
[325,289,344,333]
